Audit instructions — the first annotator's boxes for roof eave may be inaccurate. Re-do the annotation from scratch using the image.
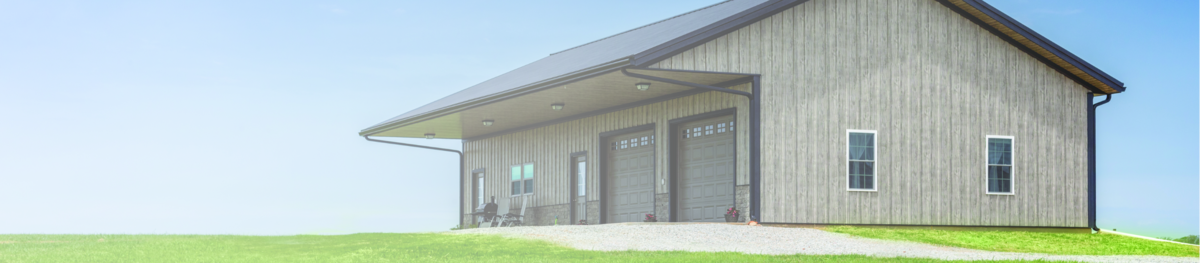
[358,58,633,137]
[949,0,1126,94]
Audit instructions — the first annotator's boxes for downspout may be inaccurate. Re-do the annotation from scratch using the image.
[1088,93,1112,231]
[620,69,762,222]
[363,135,466,228]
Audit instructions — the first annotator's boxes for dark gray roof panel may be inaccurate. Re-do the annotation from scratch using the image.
[367,0,770,131]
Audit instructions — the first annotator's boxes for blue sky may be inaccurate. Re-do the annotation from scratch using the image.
[0,0,1194,238]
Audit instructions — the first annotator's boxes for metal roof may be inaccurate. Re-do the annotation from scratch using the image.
[361,0,784,136]
[361,0,1126,136]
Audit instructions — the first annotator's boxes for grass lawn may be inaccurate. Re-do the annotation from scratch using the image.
[826,226,1199,258]
[0,233,1073,263]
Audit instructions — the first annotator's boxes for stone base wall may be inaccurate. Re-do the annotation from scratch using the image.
[463,186,749,227]
[527,204,569,226]
[654,193,671,222]
[586,200,600,224]
[736,185,750,222]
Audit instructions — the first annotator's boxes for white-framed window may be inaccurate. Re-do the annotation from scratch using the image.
[986,136,1014,195]
[576,157,586,197]
[847,130,877,191]
[510,163,534,196]
[475,172,485,207]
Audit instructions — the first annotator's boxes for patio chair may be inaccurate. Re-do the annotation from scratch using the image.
[491,197,510,227]
[502,196,528,227]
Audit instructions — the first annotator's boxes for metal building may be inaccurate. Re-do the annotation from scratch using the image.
[360,0,1124,231]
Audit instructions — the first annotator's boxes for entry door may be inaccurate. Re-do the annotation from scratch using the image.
[605,130,655,223]
[677,115,736,222]
[571,156,587,223]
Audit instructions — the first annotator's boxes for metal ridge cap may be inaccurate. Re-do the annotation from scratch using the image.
[358,58,632,137]
[959,0,1125,91]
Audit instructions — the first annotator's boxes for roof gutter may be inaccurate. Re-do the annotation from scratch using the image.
[363,136,466,228]
[620,68,763,223]
[1087,93,1112,231]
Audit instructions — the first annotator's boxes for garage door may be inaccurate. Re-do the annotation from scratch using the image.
[605,130,655,223]
[677,115,735,222]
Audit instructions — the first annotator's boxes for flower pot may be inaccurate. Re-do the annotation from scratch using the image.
[644,218,657,222]
[724,214,738,222]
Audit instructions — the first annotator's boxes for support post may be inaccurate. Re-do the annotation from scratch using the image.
[620,68,762,222]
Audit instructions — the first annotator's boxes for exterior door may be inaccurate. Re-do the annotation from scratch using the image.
[605,130,655,223]
[677,115,736,222]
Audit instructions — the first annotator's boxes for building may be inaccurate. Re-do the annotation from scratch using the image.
[360,0,1125,231]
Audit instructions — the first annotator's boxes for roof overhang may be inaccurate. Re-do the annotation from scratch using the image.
[940,0,1126,94]
[363,67,753,140]
[359,58,630,137]
[363,0,1128,139]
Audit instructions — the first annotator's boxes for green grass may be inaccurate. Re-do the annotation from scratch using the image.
[826,226,1199,257]
[0,233,1069,263]
[1158,235,1200,245]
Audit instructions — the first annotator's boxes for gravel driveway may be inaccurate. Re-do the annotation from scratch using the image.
[450,223,1197,263]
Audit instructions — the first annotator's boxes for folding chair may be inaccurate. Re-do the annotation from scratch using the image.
[492,197,510,227]
[502,195,528,227]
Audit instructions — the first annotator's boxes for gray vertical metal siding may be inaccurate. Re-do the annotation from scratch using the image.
[648,0,1089,227]
[461,86,751,224]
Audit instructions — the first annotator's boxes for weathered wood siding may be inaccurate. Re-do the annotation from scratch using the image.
[461,85,751,224]
[649,0,1089,227]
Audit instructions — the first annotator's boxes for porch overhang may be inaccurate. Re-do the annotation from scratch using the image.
[361,66,755,140]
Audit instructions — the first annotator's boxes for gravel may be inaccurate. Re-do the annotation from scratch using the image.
[449,223,1197,263]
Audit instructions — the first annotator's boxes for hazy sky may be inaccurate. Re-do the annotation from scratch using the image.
[1,0,1195,238]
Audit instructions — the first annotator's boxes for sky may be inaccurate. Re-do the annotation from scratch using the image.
[0,0,1195,238]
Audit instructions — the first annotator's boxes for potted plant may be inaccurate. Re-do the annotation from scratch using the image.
[724,207,739,222]
[644,214,657,222]
[577,219,588,225]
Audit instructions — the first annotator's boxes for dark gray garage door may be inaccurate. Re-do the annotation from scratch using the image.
[677,115,735,222]
[605,130,655,223]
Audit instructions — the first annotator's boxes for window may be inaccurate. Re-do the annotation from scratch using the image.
[523,163,534,194]
[683,121,734,139]
[475,172,485,208]
[986,136,1014,194]
[847,130,876,191]
[511,163,534,196]
[574,155,586,221]
[576,157,586,196]
[612,136,654,150]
